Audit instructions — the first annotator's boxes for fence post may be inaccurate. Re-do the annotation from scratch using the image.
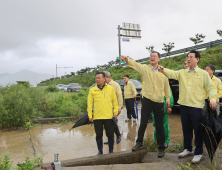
[209,42,211,48]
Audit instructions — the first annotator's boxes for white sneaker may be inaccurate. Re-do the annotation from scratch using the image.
[125,118,131,122]
[133,118,137,122]
[192,155,203,164]
[178,149,193,158]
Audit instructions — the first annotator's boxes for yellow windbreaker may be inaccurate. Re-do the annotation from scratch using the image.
[109,80,123,109]
[87,83,118,120]
[126,58,171,103]
[163,66,217,108]
[124,80,137,99]
[141,82,144,98]
[205,75,222,101]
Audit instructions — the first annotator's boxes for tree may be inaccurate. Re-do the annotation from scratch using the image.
[189,34,206,50]
[217,30,222,37]
[70,72,75,77]
[115,58,121,66]
[162,42,175,58]
[146,46,154,54]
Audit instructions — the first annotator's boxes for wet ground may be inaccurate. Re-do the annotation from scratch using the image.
[0,105,183,165]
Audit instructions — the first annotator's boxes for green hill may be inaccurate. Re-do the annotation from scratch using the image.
[38,45,222,87]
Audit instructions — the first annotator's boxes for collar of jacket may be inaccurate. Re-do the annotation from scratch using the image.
[186,66,199,73]
[108,79,113,85]
[96,83,107,90]
[147,64,163,75]
[125,80,131,85]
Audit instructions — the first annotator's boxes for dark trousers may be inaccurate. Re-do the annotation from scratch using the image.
[136,97,165,150]
[94,119,114,141]
[125,98,137,119]
[113,118,121,137]
[180,105,203,155]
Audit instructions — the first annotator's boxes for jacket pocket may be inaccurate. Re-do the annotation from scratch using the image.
[192,77,203,91]
[190,91,203,105]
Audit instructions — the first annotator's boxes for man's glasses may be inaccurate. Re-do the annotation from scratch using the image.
[186,56,196,60]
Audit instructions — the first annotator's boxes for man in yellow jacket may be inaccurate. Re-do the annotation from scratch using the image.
[87,72,118,155]
[204,64,222,115]
[158,50,217,163]
[103,71,123,144]
[121,52,171,158]
[124,75,137,121]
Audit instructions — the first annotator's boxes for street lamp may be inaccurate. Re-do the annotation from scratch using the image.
[56,64,73,77]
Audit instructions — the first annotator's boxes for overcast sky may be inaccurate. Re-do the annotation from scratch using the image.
[0,0,222,77]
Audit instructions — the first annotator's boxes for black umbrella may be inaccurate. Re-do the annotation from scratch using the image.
[200,102,222,161]
[69,111,93,131]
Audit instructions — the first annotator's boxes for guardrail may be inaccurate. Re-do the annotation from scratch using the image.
[121,39,222,66]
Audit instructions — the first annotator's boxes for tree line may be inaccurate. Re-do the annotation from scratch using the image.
[146,30,222,57]
[38,30,222,85]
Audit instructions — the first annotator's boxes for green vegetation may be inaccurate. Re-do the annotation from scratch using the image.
[38,45,222,87]
[1,45,222,129]
[143,134,184,153]
[0,84,88,129]
[0,153,43,170]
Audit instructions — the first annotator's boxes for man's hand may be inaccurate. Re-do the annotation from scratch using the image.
[118,109,121,115]
[133,94,136,98]
[210,101,217,110]
[166,101,170,108]
[120,55,128,62]
[89,118,93,122]
[158,65,164,72]
[167,108,172,114]
[113,115,117,121]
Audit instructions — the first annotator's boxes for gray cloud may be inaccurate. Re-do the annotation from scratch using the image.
[0,0,222,76]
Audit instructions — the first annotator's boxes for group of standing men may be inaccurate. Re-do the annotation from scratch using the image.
[87,49,222,164]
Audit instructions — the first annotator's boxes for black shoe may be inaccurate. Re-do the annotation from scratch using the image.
[116,136,121,144]
[132,142,143,151]
[108,139,114,153]
[96,139,103,155]
[148,118,153,123]
[104,141,108,144]
[158,150,165,158]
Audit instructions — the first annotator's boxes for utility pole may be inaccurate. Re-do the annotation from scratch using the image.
[56,64,73,77]
[118,25,121,66]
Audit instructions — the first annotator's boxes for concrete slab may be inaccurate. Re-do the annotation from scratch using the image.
[41,149,147,169]
[31,117,77,124]
[61,162,178,170]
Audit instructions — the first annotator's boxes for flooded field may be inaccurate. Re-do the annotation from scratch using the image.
[0,106,183,165]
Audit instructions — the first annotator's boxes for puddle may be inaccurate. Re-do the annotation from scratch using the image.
[0,106,183,165]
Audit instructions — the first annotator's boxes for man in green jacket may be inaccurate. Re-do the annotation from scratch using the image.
[152,88,174,147]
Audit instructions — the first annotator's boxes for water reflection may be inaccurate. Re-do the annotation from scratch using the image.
[0,107,183,165]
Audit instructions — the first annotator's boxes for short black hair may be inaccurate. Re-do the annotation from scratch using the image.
[150,51,160,58]
[124,75,129,78]
[96,72,105,78]
[206,64,215,72]
[187,50,201,60]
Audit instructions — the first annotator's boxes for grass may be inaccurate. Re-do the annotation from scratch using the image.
[143,134,184,153]
[38,45,222,87]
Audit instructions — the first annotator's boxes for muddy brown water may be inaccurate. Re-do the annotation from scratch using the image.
[0,106,183,165]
